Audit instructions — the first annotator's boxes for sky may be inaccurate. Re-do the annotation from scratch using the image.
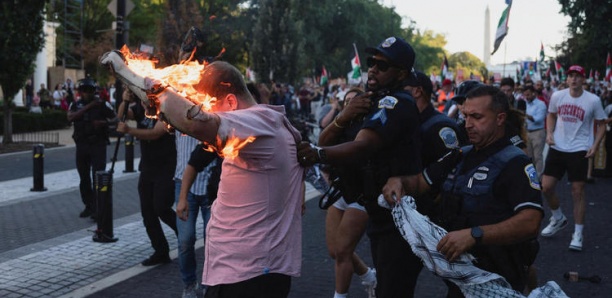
[384,0,570,65]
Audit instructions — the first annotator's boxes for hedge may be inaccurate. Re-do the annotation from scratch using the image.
[0,107,69,134]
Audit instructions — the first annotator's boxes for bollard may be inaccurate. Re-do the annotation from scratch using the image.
[92,171,118,243]
[123,134,135,173]
[31,144,47,192]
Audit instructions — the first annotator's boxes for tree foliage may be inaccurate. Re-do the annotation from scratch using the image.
[555,0,612,72]
[0,0,47,144]
[44,0,453,87]
[448,51,487,82]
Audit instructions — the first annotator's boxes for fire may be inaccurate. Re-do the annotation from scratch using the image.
[118,45,217,111]
[220,135,256,159]
[201,130,255,160]
[117,45,256,158]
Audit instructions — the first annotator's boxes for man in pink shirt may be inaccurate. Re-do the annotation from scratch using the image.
[102,55,305,298]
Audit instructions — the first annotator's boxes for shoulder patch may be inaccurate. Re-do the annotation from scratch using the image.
[524,164,541,190]
[370,109,388,125]
[438,127,459,149]
[378,96,398,109]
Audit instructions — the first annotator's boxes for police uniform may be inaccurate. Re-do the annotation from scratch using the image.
[70,98,116,214]
[416,104,466,217]
[440,137,543,295]
[131,103,178,258]
[360,89,423,297]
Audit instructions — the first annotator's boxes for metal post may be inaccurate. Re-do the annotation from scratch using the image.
[123,134,135,172]
[31,144,47,192]
[92,171,118,243]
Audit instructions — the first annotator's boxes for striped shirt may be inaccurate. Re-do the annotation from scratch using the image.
[174,132,214,196]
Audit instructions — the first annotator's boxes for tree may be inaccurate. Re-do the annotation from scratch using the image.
[409,29,447,75]
[555,0,612,73]
[448,51,487,82]
[0,0,47,144]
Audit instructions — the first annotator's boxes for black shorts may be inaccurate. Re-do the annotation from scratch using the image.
[543,148,588,182]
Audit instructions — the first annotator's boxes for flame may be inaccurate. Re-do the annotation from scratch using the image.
[200,130,255,160]
[118,45,256,158]
[220,135,256,159]
[119,45,217,111]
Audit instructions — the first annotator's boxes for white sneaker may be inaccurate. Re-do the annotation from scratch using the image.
[361,268,377,298]
[569,232,583,251]
[541,215,568,237]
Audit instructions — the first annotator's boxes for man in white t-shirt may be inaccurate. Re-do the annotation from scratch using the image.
[540,65,607,252]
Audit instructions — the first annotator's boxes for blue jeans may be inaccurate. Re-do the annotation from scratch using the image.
[175,180,211,286]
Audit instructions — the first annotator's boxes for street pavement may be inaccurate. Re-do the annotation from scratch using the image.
[0,128,611,297]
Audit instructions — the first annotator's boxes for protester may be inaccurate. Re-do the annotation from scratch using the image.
[52,83,65,109]
[297,36,423,297]
[382,85,543,296]
[67,78,116,219]
[175,135,222,298]
[101,55,306,297]
[37,83,52,109]
[317,88,377,298]
[24,79,34,108]
[437,79,454,112]
[540,65,607,252]
[523,85,547,178]
[116,89,178,266]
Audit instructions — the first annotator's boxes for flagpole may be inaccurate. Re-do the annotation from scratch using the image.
[503,42,507,78]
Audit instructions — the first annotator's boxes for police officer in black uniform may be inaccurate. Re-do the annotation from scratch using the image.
[67,78,116,218]
[387,72,468,216]
[298,36,423,297]
[384,85,543,296]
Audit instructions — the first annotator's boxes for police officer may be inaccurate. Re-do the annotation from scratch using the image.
[383,85,543,296]
[298,36,423,297]
[385,72,467,218]
[67,78,116,218]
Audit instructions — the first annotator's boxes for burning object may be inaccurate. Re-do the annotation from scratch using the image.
[100,48,252,158]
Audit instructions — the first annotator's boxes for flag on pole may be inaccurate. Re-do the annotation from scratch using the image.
[606,52,612,82]
[441,55,449,80]
[350,44,361,80]
[320,66,328,86]
[491,3,512,55]
[588,69,593,83]
[595,70,600,81]
[539,42,545,63]
[555,61,565,81]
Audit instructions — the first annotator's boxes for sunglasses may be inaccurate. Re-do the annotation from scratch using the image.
[366,57,397,72]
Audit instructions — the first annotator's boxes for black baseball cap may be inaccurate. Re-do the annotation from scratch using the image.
[366,36,417,84]
[406,71,433,96]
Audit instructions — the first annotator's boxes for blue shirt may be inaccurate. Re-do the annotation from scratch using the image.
[525,98,547,131]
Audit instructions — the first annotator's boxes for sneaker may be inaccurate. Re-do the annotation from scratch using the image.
[569,232,583,251]
[141,253,171,266]
[361,268,377,298]
[541,215,567,237]
[182,282,197,298]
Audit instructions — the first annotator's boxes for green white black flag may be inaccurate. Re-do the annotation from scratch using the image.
[491,4,511,55]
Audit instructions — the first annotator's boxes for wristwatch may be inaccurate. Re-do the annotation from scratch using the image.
[471,226,483,245]
[316,147,328,164]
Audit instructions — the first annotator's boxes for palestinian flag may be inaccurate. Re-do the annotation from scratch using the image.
[555,61,565,81]
[320,66,328,86]
[350,46,361,80]
[588,69,593,83]
[606,53,612,82]
[491,3,511,55]
[539,42,545,63]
